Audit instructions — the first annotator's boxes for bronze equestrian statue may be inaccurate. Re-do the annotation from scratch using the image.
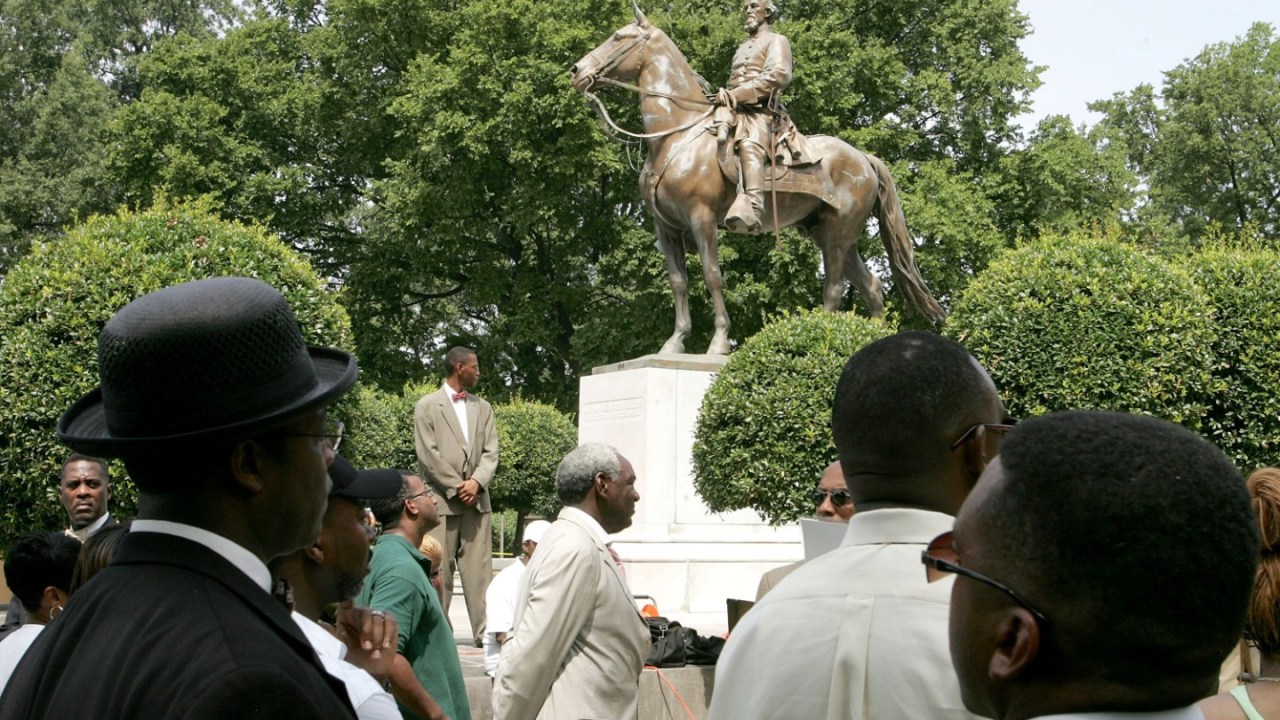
[571,3,946,355]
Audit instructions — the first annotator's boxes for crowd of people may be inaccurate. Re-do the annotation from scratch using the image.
[0,274,1275,720]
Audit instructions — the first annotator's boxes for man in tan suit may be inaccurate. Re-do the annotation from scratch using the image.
[492,443,650,720]
[413,345,499,646]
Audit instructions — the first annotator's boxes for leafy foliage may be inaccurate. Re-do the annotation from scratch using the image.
[489,400,577,518]
[1092,23,1280,242]
[692,310,893,524]
[1176,238,1280,472]
[946,232,1218,427]
[0,200,352,547]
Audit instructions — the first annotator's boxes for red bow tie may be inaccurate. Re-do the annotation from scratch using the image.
[452,391,468,402]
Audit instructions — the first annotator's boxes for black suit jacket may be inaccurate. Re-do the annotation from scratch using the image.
[0,532,356,720]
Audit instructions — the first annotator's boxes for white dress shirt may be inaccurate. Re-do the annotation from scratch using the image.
[0,623,44,696]
[291,612,400,720]
[484,559,528,676]
[708,508,980,720]
[444,382,469,444]
[130,519,272,592]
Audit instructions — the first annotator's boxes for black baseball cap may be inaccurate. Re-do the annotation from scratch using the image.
[329,455,402,500]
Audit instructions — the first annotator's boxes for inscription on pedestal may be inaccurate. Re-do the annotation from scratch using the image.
[582,397,644,424]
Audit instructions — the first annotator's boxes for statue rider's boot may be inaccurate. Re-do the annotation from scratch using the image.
[725,142,767,234]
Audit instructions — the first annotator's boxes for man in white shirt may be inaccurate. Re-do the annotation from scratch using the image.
[709,331,1008,720]
[936,411,1258,720]
[0,277,359,719]
[755,460,851,600]
[272,454,449,720]
[484,519,550,677]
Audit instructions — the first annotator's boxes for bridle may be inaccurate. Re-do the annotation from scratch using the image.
[577,25,715,141]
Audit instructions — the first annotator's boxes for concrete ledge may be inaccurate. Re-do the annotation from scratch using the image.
[592,353,729,374]
[463,665,717,720]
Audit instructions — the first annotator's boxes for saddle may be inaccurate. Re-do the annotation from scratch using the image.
[716,136,842,211]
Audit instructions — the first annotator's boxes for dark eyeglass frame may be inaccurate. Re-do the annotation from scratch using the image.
[949,418,1018,450]
[284,419,345,450]
[921,531,1049,624]
[807,487,853,507]
[405,487,436,501]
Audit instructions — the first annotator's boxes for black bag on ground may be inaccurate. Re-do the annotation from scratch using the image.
[645,617,725,667]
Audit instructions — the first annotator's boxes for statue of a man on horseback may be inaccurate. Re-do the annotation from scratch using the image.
[714,0,818,234]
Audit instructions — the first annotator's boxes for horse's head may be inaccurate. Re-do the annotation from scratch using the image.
[569,4,653,92]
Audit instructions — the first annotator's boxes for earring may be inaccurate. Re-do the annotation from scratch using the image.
[51,604,63,619]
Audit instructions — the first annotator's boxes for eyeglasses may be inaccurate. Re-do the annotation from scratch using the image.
[950,418,1018,450]
[284,419,345,450]
[405,487,435,501]
[363,508,381,544]
[807,488,852,507]
[921,531,1049,623]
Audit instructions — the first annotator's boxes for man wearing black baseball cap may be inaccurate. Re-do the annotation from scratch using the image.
[0,277,359,719]
[272,456,449,720]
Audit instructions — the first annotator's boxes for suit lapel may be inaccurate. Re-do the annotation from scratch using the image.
[434,388,468,449]
[560,513,646,625]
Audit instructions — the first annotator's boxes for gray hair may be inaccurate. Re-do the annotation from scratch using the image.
[556,443,621,505]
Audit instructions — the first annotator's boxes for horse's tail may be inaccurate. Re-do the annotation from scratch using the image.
[866,152,947,326]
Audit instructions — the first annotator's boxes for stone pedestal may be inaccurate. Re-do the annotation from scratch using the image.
[578,354,802,616]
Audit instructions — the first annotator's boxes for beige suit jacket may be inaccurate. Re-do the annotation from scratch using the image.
[413,386,499,515]
[492,510,650,720]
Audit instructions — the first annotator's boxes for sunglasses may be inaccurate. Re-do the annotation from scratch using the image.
[949,418,1018,451]
[807,488,853,507]
[921,531,1049,624]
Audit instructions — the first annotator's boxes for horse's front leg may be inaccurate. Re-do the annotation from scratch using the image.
[656,222,692,355]
[690,212,732,355]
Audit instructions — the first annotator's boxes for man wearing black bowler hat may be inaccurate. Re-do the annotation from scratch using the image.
[0,277,359,719]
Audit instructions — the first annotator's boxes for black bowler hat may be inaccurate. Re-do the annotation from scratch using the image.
[57,277,358,456]
[329,455,402,500]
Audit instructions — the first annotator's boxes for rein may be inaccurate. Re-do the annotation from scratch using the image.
[583,89,715,141]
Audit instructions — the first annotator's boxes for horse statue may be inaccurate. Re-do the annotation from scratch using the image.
[570,6,946,355]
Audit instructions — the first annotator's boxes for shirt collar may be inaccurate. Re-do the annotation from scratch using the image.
[558,506,610,545]
[443,382,464,401]
[130,519,273,593]
[841,507,956,547]
[82,512,111,536]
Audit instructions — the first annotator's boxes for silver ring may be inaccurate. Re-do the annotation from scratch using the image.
[370,610,385,619]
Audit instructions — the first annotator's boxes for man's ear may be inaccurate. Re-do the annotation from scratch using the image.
[42,585,69,613]
[305,541,325,564]
[960,425,990,482]
[990,608,1041,681]
[229,439,268,494]
[595,472,610,498]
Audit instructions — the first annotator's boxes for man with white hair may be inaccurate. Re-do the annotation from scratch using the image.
[492,443,650,720]
[483,519,551,678]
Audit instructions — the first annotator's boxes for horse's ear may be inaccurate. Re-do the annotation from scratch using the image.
[632,1,650,28]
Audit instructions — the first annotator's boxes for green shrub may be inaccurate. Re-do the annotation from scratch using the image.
[489,399,577,519]
[341,383,422,472]
[1178,247,1280,471]
[946,233,1217,427]
[0,199,352,547]
[692,310,894,524]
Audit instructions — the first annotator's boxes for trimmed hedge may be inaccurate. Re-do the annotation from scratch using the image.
[692,310,894,525]
[488,399,576,518]
[946,233,1218,426]
[1178,247,1280,471]
[0,200,353,547]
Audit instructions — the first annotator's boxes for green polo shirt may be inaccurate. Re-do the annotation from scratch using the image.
[358,534,471,720]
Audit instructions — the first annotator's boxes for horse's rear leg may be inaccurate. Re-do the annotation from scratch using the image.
[813,215,884,317]
[657,223,692,355]
[690,213,731,355]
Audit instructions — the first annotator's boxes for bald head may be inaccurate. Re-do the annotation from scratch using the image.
[831,332,1002,506]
